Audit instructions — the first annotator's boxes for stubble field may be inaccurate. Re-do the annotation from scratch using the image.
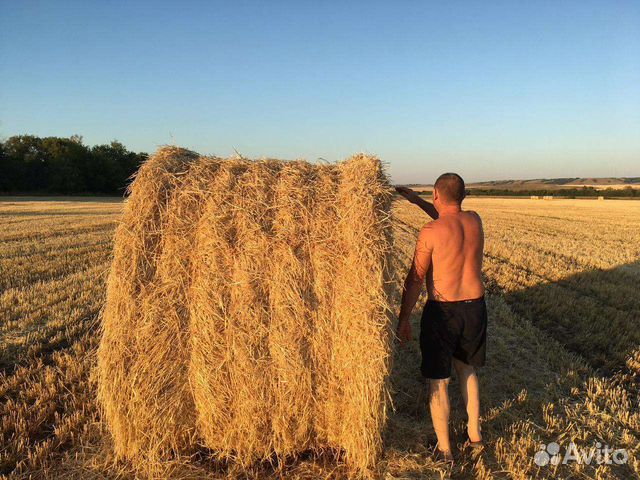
[0,196,638,479]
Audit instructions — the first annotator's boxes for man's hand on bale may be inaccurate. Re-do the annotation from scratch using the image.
[396,319,413,345]
[395,186,420,204]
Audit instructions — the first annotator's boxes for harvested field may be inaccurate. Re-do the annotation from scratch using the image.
[0,196,639,479]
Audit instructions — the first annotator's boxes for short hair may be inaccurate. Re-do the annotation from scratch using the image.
[434,173,465,204]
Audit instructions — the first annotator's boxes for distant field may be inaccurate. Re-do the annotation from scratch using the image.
[0,197,638,479]
[467,183,640,191]
[561,184,640,190]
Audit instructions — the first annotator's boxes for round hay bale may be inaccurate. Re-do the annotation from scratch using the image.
[97,146,395,475]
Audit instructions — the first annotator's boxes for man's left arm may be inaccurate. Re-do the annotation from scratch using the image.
[397,226,432,344]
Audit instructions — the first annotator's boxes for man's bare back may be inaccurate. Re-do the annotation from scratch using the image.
[421,210,484,301]
[396,182,486,332]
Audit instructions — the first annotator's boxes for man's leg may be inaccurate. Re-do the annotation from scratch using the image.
[428,377,453,458]
[453,357,481,442]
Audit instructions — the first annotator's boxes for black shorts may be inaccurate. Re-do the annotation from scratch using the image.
[420,296,487,379]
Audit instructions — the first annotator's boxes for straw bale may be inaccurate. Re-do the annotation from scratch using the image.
[97,147,394,474]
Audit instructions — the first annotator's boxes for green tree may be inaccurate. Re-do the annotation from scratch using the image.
[90,141,145,193]
[42,137,92,193]
[2,135,48,191]
[1,134,147,194]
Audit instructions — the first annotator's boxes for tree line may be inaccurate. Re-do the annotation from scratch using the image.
[0,135,148,195]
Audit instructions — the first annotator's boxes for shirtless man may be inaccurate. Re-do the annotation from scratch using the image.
[396,173,486,463]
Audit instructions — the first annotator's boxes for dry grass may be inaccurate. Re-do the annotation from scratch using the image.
[0,194,639,479]
[97,147,395,476]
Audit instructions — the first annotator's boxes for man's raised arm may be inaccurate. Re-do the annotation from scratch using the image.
[395,186,439,220]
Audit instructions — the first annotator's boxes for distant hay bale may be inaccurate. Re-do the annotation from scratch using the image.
[97,147,394,475]
[598,196,605,200]
[543,195,554,200]
[530,195,539,200]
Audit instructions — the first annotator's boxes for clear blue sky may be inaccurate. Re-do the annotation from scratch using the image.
[1,1,639,183]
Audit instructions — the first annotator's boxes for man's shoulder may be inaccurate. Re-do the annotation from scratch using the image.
[421,219,440,231]
[464,210,483,222]
[416,221,438,242]
[417,219,447,246]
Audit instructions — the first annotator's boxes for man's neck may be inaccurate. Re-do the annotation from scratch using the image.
[437,204,462,216]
